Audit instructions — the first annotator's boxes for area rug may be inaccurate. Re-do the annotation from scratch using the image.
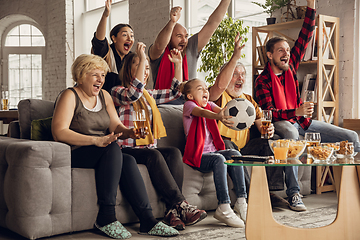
[158,205,337,240]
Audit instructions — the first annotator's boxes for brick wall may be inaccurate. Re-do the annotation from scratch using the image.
[0,0,73,102]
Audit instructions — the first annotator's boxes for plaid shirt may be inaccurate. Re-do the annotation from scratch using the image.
[255,7,316,130]
[111,77,182,148]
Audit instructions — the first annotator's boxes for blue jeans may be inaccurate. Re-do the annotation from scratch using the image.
[192,149,247,204]
[274,120,360,152]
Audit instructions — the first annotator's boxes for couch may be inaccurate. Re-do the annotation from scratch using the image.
[0,99,311,239]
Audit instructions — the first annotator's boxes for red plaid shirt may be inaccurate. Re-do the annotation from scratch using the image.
[111,77,182,148]
[255,7,316,130]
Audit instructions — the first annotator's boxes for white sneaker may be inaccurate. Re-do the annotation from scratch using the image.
[234,201,247,223]
[214,207,245,228]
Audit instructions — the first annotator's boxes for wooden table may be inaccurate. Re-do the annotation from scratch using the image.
[226,156,360,240]
[0,110,18,124]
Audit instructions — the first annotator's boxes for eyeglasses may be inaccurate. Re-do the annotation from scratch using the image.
[233,72,246,78]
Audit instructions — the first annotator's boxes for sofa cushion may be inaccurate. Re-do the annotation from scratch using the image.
[18,99,55,139]
[31,117,53,141]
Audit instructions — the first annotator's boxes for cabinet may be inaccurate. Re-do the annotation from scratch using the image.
[252,15,340,195]
[252,14,340,126]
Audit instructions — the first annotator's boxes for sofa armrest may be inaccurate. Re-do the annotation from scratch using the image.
[0,137,72,239]
[8,120,20,139]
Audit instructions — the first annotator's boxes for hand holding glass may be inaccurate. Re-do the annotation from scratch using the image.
[303,91,315,118]
[132,109,146,138]
[261,110,272,139]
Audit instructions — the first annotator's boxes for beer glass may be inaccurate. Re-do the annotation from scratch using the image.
[261,110,272,139]
[303,91,315,118]
[132,109,146,138]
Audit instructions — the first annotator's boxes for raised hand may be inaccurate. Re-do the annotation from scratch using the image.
[170,6,182,23]
[136,42,147,60]
[232,32,245,61]
[95,132,122,147]
[103,0,112,18]
[168,48,182,64]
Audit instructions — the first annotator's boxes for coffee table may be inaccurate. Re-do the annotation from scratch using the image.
[225,155,360,240]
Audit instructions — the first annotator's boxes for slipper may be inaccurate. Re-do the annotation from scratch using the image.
[139,222,179,237]
[95,221,132,239]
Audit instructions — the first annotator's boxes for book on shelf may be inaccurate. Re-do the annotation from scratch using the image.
[301,73,317,101]
[311,26,331,60]
[302,32,314,61]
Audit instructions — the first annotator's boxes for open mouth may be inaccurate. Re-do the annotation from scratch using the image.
[124,42,131,51]
[93,84,101,91]
[280,58,288,65]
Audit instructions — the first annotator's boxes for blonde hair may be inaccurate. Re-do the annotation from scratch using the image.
[71,54,110,82]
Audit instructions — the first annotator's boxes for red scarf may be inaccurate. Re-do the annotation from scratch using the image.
[155,46,189,90]
[183,100,225,168]
[268,62,298,110]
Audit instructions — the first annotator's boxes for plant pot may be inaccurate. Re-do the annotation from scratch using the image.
[266,17,276,25]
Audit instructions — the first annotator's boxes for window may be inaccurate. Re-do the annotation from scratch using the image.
[2,23,45,109]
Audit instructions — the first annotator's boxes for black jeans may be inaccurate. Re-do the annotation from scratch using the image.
[71,142,154,221]
[122,147,185,209]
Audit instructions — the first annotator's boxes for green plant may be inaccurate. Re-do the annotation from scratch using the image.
[198,15,249,85]
[252,0,289,17]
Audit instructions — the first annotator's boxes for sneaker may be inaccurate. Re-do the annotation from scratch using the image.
[176,200,207,226]
[288,193,307,211]
[234,201,247,223]
[214,207,245,228]
[164,208,185,230]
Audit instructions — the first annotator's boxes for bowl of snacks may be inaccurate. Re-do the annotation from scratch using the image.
[321,142,340,152]
[335,141,357,158]
[269,139,307,160]
[308,145,334,163]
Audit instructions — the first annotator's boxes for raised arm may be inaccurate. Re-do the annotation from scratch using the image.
[209,33,244,101]
[197,0,231,52]
[135,42,147,84]
[307,0,315,9]
[168,48,183,82]
[95,0,112,41]
[148,6,182,61]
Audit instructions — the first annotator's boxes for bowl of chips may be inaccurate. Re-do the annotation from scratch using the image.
[269,139,307,160]
[335,141,357,158]
[308,145,334,163]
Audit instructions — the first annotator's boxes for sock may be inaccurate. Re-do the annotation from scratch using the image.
[139,216,158,233]
[218,203,232,212]
[236,197,246,204]
[96,205,117,227]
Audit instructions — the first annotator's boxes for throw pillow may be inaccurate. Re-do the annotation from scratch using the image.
[31,117,54,141]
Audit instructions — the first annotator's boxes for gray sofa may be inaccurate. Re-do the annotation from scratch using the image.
[0,99,311,239]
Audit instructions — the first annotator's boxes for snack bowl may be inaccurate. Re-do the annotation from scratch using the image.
[269,139,307,160]
[321,142,340,152]
[334,141,357,158]
[308,146,334,163]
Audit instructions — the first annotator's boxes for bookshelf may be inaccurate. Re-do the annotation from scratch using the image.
[252,14,340,126]
[252,15,340,195]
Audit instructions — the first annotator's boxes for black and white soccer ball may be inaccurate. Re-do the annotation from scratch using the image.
[224,98,256,131]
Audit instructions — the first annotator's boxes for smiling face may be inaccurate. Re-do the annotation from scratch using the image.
[186,79,209,107]
[226,65,246,98]
[111,26,134,59]
[169,24,189,52]
[267,40,290,74]
[79,68,106,97]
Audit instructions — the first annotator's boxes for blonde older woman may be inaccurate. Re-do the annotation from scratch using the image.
[52,54,178,239]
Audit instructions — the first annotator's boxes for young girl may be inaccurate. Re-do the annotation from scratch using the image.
[111,43,207,230]
[181,79,248,228]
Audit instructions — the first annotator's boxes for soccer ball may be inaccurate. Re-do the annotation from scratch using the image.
[224,98,256,131]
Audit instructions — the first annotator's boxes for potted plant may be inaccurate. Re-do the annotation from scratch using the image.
[198,15,249,85]
[252,0,290,24]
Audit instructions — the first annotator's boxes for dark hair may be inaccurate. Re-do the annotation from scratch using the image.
[265,36,288,53]
[181,79,199,101]
[110,24,133,42]
[119,52,138,88]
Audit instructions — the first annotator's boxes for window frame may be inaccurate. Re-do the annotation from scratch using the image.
[1,21,45,108]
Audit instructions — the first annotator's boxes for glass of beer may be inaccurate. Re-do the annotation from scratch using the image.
[303,90,315,118]
[1,99,9,110]
[261,110,272,139]
[273,141,289,164]
[132,109,146,138]
[305,132,321,160]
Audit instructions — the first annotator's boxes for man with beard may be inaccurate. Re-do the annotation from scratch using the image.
[209,34,304,212]
[148,0,231,92]
[255,0,360,152]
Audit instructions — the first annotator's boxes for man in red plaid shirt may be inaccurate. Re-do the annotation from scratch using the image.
[255,0,360,209]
